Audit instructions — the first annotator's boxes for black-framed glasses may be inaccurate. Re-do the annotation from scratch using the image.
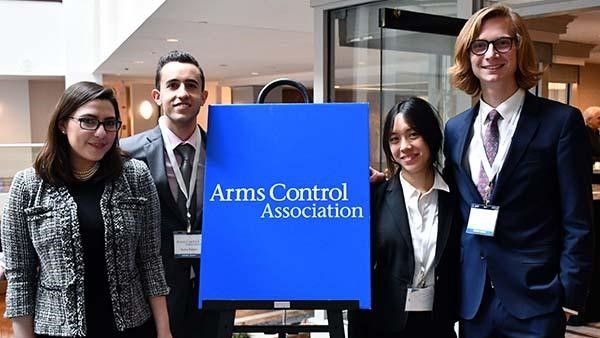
[470,37,516,56]
[69,117,122,132]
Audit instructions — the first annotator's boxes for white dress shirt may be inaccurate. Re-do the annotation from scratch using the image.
[399,170,450,288]
[159,116,205,225]
[467,89,525,186]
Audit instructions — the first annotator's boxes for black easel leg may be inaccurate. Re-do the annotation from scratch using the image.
[216,310,235,338]
[327,310,345,338]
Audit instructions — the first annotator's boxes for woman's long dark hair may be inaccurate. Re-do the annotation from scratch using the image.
[382,97,443,176]
[34,81,126,185]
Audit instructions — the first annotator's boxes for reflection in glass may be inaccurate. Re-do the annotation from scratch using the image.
[329,1,470,171]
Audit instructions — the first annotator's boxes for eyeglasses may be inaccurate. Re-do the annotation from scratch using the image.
[470,37,516,56]
[68,117,122,132]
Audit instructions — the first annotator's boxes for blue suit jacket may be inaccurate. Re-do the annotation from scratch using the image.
[444,92,593,320]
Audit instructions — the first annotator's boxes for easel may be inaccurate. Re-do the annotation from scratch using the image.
[209,300,353,338]
[210,79,354,338]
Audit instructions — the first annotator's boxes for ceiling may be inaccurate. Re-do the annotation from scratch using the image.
[96,0,315,85]
[559,8,600,63]
[96,0,600,87]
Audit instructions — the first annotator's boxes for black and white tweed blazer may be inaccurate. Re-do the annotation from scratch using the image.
[1,159,169,336]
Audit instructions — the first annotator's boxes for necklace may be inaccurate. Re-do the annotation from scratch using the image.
[73,162,100,181]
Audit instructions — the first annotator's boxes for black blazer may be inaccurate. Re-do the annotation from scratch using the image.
[120,126,208,327]
[349,174,459,337]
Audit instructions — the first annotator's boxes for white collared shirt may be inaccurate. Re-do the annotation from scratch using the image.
[159,116,203,203]
[399,170,450,288]
[467,89,525,185]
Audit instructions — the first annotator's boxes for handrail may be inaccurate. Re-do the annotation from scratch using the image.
[0,143,45,148]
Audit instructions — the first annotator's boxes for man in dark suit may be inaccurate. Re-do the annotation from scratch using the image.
[583,106,600,162]
[445,4,592,337]
[121,50,232,338]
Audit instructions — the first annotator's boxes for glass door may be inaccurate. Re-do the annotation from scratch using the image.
[329,2,472,171]
[378,8,471,171]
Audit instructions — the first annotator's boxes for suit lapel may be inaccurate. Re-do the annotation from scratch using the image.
[384,176,414,254]
[144,126,186,225]
[432,189,452,268]
[490,92,541,202]
[453,105,482,203]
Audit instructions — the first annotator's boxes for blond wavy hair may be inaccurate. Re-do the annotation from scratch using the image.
[448,4,542,96]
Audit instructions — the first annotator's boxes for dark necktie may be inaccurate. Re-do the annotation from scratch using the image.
[175,144,196,228]
[477,109,501,199]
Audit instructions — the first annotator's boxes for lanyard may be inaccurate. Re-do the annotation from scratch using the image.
[478,105,521,180]
[158,117,201,232]
[482,176,496,206]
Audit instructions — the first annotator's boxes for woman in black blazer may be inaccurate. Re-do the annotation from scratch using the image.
[350,97,459,338]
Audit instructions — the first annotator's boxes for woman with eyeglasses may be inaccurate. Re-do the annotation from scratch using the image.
[349,97,459,338]
[1,81,172,338]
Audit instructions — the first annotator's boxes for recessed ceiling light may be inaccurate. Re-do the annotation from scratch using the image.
[133,60,144,64]
[166,38,179,42]
[251,72,259,76]
[334,85,341,89]
[358,61,366,65]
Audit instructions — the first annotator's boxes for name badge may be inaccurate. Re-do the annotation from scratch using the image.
[173,231,202,258]
[466,204,499,237]
[405,286,434,311]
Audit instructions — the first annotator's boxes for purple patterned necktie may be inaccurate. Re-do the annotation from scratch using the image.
[477,109,501,199]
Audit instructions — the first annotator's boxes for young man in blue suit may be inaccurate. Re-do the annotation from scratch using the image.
[446,4,593,337]
[121,50,232,338]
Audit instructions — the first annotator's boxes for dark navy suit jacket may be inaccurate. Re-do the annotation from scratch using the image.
[444,92,593,320]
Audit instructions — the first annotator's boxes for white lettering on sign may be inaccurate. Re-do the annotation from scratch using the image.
[208,182,364,219]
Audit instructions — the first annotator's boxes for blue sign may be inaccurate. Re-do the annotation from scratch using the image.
[199,103,371,309]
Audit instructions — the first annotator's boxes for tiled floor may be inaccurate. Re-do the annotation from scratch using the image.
[567,322,600,338]
[0,281,598,338]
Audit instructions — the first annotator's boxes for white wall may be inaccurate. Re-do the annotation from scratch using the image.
[0,80,32,143]
[0,80,34,177]
[96,0,166,69]
[0,1,64,76]
[29,80,66,143]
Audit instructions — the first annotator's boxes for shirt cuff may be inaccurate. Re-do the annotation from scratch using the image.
[563,307,579,315]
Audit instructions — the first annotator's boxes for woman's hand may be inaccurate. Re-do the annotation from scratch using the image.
[149,296,172,338]
[369,166,386,183]
[12,316,35,338]
[157,329,173,338]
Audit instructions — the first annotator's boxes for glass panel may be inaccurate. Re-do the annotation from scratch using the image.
[0,144,44,193]
[329,0,468,171]
[380,28,470,127]
[0,144,43,217]
[483,0,565,10]
[548,82,570,104]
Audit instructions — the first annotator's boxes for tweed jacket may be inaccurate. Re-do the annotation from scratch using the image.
[1,159,169,337]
